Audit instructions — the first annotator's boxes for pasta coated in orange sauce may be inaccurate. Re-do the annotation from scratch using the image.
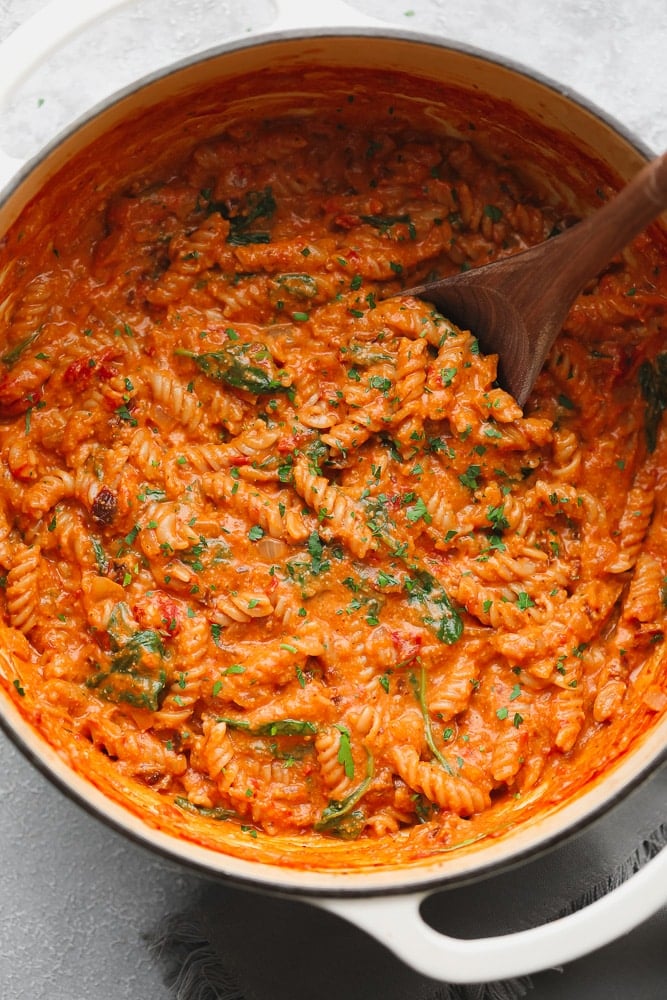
[0,72,665,868]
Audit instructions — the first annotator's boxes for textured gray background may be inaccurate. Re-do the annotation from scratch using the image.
[0,2,666,998]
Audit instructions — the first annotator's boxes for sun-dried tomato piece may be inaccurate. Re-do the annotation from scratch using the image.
[91,486,118,525]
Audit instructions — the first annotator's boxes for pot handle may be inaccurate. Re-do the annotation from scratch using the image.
[316,844,667,983]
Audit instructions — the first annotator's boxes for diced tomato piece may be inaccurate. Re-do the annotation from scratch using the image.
[277,433,311,453]
[96,359,119,381]
[134,592,182,636]
[98,348,124,382]
[391,629,422,666]
[333,213,361,230]
[63,357,95,385]
[0,367,45,416]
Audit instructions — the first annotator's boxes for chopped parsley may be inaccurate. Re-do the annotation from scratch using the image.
[458,464,482,490]
[405,496,431,524]
[335,725,355,779]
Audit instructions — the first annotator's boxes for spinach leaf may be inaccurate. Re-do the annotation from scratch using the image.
[315,808,366,840]
[111,629,166,673]
[175,341,291,395]
[345,340,393,366]
[217,717,318,737]
[91,537,108,574]
[88,619,168,711]
[639,353,667,452]
[227,230,271,246]
[86,666,167,712]
[360,213,411,233]
[106,601,138,649]
[404,569,463,645]
[1,330,41,367]
[203,186,276,245]
[409,662,455,775]
[229,187,276,243]
[314,749,374,838]
[274,273,318,299]
[174,797,237,821]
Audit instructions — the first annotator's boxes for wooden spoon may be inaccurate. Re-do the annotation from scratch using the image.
[399,151,667,406]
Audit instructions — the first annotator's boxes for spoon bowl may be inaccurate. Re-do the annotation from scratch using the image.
[400,151,667,406]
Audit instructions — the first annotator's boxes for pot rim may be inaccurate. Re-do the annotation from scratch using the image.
[2,703,666,898]
[0,22,658,204]
[0,21,664,899]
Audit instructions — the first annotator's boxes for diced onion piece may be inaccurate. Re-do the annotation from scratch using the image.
[642,685,667,712]
[256,536,288,561]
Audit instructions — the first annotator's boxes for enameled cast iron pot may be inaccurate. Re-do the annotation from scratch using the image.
[0,0,665,983]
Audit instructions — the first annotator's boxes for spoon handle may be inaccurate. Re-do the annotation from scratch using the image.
[396,151,667,406]
[547,151,667,300]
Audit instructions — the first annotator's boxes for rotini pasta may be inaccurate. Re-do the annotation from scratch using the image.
[0,70,665,873]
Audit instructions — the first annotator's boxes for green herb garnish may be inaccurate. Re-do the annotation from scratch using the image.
[639,353,667,452]
[335,724,355,779]
[404,570,463,645]
[405,496,431,525]
[314,748,374,838]
[1,330,41,367]
[87,618,168,711]
[409,662,454,774]
[174,797,236,821]
[217,717,317,737]
[175,341,291,395]
[458,464,482,490]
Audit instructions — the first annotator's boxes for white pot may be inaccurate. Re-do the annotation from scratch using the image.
[0,0,665,983]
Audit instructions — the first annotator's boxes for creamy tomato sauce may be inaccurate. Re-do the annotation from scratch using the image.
[0,69,665,870]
